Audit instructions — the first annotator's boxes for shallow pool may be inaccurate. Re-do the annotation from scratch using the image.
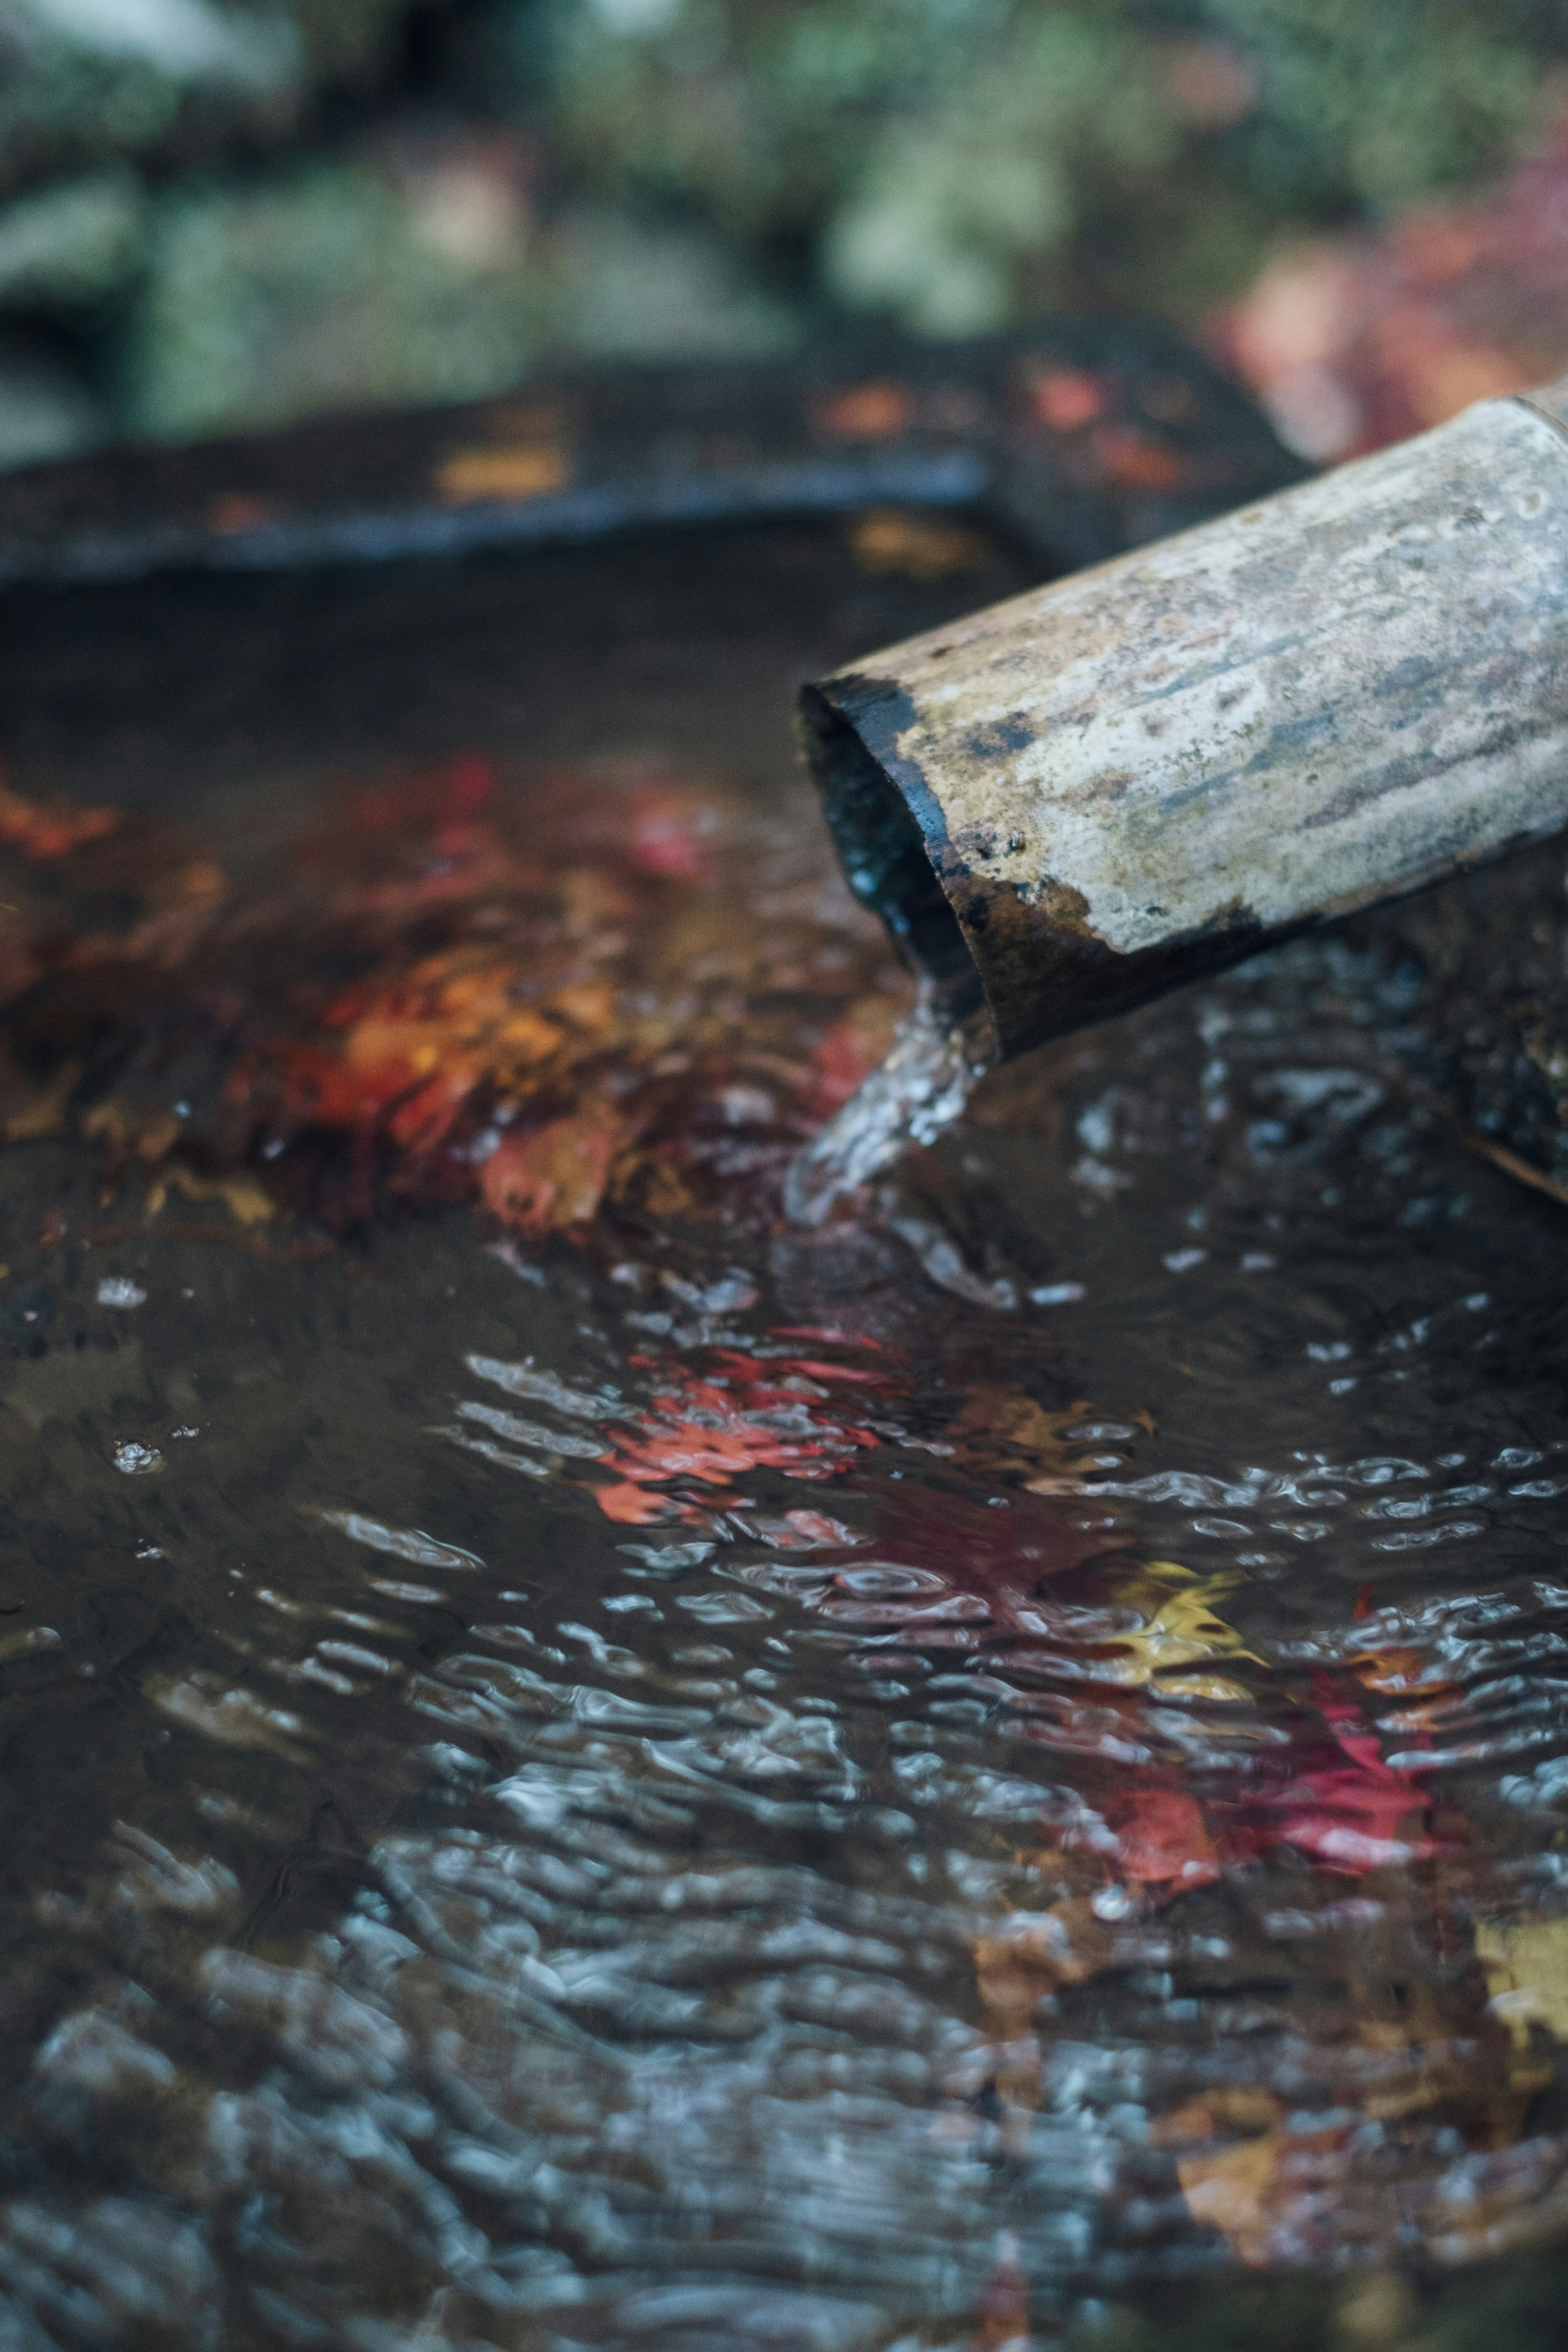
[0,509,1562,2351]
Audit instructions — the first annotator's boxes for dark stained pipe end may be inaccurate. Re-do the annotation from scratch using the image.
[797,679,982,1025]
[801,669,1276,1062]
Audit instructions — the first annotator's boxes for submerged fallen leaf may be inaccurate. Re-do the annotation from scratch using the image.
[964,2233,1032,2352]
[955,1390,1108,1485]
[0,779,118,860]
[1261,1759,1426,1873]
[0,751,903,1236]
[588,1347,885,1519]
[971,1899,1110,2034]
[1176,2108,1289,2266]
[1107,1786,1221,1889]
[480,1108,632,1235]
[145,1168,275,1225]
[1476,1915,1568,2045]
[1169,1962,1539,2266]
[1247,1680,1434,1875]
[5,1062,79,1143]
[1095,1560,1263,1697]
[592,1480,703,1527]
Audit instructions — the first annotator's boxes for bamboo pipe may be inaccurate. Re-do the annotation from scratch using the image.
[802,375,1568,1062]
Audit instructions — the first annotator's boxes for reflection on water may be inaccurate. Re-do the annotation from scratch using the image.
[0,747,1566,2349]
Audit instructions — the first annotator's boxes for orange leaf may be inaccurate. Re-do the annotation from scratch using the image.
[480,1108,629,1234]
[816,380,911,440]
[1026,367,1107,432]
[626,788,713,883]
[0,782,119,860]
[1177,2125,1287,2266]
[386,1071,474,1153]
[1110,1788,1221,1889]
[592,1480,699,1526]
[1090,425,1189,490]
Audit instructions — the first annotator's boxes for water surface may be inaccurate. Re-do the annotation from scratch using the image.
[0,519,1563,2350]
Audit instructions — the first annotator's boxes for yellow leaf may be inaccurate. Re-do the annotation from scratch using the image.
[1177,2127,1287,2266]
[971,1898,1114,2032]
[1093,1561,1262,1690]
[6,1060,79,1141]
[848,507,991,581]
[955,1392,1107,1482]
[1156,1668,1256,1703]
[82,1101,182,1162]
[435,443,571,503]
[1476,1916,1568,2044]
[147,1167,275,1225]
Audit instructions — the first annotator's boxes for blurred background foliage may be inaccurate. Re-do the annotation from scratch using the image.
[0,0,1564,469]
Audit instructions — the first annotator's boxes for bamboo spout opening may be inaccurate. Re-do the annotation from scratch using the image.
[797,683,981,1019]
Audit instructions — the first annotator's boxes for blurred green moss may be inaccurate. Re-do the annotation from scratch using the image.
[0,0,1562,455]
[523,0,1556,333]
[0,0,422,189]
[123,155,556,438]
[120,145,796,440]
[1198,0,1546,212]
[0,166,144,306]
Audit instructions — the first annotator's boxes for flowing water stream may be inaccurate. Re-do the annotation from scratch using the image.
[782,988,996,1229]
[0,520,1562,2350]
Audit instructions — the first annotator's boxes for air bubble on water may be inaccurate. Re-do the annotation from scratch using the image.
[97,1277,146,1310]
[1090,1884,1137,1921]
[617,1541,716,1578]
[114,1442,164,1476]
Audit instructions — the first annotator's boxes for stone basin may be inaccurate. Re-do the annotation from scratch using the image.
[0,329,1560,2350]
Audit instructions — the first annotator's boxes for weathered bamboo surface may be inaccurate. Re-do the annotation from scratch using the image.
[805,378,1568,1059]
